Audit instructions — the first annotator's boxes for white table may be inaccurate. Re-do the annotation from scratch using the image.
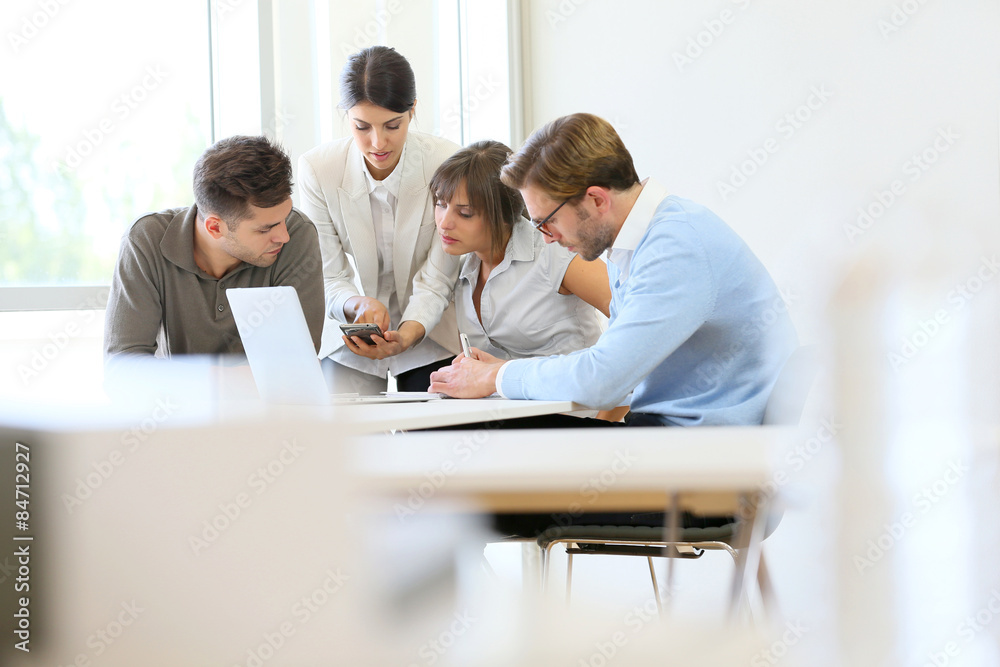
[218,397,583,434]
[351,425,793,611]
[341,397,582,433]
[351,425,785,512]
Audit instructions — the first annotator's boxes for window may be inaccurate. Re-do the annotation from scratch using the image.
[0,0,213,292]
[413,0,516,147]
[454,0,516,147]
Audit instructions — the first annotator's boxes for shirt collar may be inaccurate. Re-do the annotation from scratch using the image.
[458,218,537,283]
[161,205,251,279]
[503,218,536,265]
[609,177,670,255]
[362,144,407,198]
[160,206,202,273]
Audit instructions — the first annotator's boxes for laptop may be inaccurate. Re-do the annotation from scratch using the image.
[226,286,444,406]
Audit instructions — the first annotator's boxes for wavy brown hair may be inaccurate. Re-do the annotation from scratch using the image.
[500,113,639,203]
[431,140,524,257]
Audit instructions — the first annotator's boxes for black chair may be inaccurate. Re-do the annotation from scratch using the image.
[534,345,820,619]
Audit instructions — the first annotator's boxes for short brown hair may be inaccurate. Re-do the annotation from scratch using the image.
[500,113,639,201]
[193,135,292,226]
[430,140,524,257]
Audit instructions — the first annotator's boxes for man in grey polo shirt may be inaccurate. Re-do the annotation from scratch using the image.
[104,135,324,367]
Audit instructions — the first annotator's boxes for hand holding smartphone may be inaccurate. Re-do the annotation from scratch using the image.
[339,322,384,345]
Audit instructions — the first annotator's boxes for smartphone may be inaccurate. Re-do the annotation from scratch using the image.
[339,322,384,345]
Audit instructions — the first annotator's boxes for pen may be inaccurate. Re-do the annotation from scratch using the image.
[460,333,472,359]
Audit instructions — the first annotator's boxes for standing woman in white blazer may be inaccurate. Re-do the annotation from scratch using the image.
[298,46,461,393]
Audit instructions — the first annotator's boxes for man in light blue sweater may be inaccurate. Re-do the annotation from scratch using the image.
[429,113,796,427]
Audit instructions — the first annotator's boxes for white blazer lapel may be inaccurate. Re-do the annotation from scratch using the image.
[392,136,430,300]
[339,146,379,296]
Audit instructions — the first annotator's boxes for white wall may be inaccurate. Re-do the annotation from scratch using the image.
[523,0,1000,344]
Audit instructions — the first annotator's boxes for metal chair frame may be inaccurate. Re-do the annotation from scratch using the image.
[538,530,776,621]
[531,345,818,622]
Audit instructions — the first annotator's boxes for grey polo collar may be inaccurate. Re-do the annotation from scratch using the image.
[159,206,201,273]
[159,204,250,280]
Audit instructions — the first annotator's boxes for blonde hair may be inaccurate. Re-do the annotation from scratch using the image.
[500,113,639,201]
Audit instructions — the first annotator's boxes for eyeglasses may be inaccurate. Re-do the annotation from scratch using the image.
[531,199,569,238]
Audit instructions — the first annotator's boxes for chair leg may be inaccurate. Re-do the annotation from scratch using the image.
[718,540,779,624]
[729,493,769,622]
[664,492,680,610]
[541,542,554,593]
[756,551,778,619]
[521,541,543,592]
[481,551,499,580]
[647,556,664,616]
[566,550,574,604]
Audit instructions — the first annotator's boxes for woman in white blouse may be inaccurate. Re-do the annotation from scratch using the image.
[298,46,461,393]
[346,140,610,368]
